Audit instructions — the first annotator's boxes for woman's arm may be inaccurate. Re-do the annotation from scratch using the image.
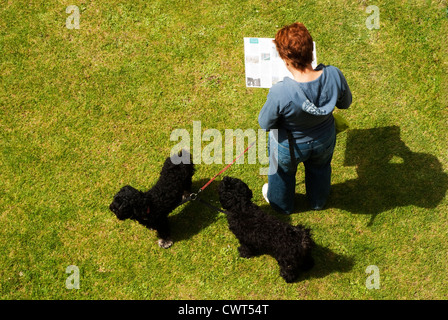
[258,88,282,130]
[335,68,352,109]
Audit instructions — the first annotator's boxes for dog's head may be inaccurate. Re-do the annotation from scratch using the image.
[218,176,253,210]
[109,185,146,220]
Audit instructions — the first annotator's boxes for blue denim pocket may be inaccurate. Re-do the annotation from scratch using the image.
[308,130,336,165]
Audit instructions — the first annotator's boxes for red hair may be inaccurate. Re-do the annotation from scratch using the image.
[274,23,314,71]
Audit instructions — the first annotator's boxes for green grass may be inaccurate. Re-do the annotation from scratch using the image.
[1,0,447,299]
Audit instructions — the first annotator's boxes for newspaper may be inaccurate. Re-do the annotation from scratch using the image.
[244,37,317,88]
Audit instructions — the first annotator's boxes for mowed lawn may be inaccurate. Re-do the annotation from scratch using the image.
[0,0,447,299]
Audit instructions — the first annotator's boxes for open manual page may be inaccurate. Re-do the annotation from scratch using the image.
[244,38,317,88]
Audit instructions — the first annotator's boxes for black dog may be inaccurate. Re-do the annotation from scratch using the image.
[218,176,314,282]
[109,150,195,248]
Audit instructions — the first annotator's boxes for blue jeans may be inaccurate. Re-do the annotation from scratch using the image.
[267,127,336,214]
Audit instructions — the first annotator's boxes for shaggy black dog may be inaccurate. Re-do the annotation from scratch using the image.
[218,176,315,283]
[109,150,195,248]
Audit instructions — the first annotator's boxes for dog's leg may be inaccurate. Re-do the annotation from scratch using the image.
[278,259,298,283]
[237,243,256,258]
[158,238,173,249]
[155,218,173,249]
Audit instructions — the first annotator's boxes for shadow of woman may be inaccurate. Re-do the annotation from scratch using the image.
[329,126,448,225]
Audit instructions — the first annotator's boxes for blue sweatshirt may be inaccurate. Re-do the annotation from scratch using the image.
[258,64,352,143]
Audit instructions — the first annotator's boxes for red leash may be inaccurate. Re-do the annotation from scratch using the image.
[199,141,256,192]
[189,141,256,200]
